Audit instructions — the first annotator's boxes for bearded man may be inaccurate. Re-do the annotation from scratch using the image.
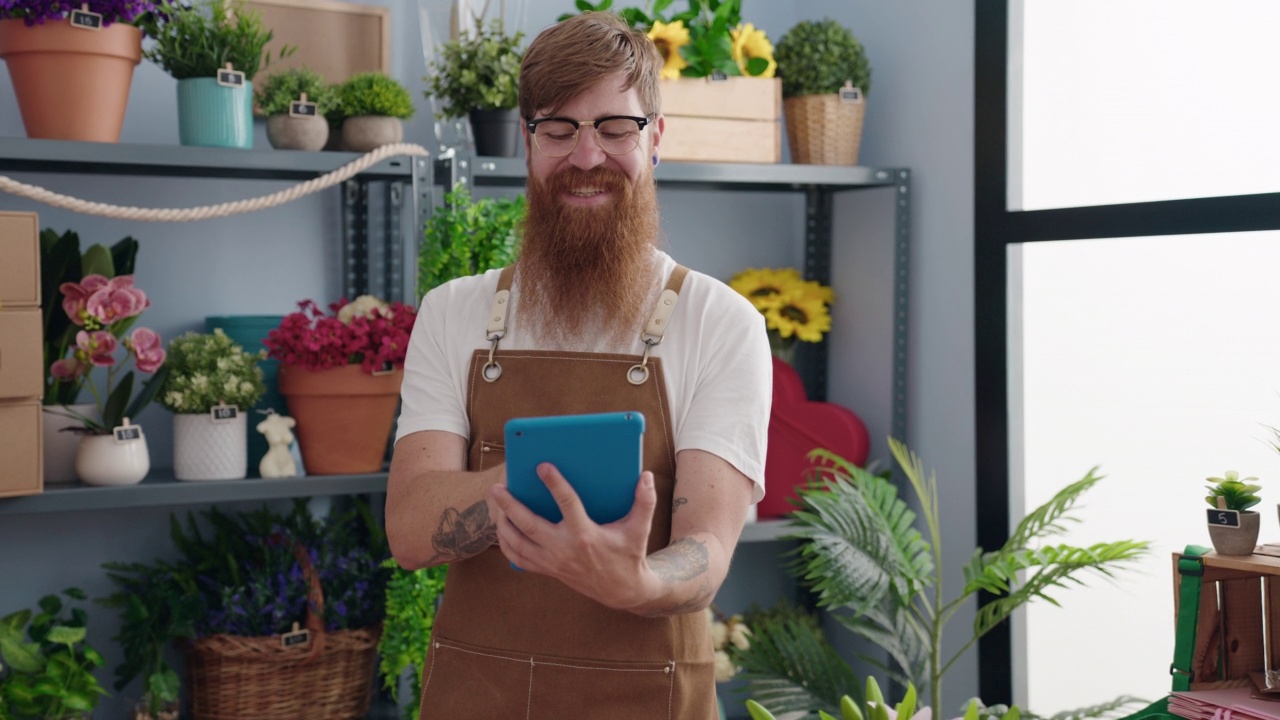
[386,11,772,718]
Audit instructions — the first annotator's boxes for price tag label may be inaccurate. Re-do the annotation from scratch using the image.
[113,424,144,444]
[280,627,311,648]
[210,404,238,423]
[1206,508,1241,528]
[289,100,318,118]
[216,68,246,88]
[708,70,729,83]
[69,8,103,30]
[839,85,864,104]
[371,360,395,376]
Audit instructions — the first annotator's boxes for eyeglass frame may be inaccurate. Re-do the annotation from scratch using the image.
[524,113,658,157]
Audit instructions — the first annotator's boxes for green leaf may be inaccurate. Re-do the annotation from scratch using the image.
[102,372,134,430]
[746,57,770,76]
[0,638,43,673]
[46,625,86,646]
[80,243,115,277]
[746,700,777,720]
[841,695,863,720]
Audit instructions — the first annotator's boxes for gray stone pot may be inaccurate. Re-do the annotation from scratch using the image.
[342,115,403,152]
[266,114,328,151]
[1208,510,1260,555]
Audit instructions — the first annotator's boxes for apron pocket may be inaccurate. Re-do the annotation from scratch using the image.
[477,440,505,470]
[422,635,680,720]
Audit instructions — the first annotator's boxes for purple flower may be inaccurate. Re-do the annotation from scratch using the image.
[0,0,159,27]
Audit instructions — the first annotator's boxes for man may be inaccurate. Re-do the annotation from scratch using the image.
[386,11,771,718]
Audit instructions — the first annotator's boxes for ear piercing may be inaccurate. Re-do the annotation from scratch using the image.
[652,155,660,167]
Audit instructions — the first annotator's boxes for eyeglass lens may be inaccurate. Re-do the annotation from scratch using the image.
[534,118,645,157]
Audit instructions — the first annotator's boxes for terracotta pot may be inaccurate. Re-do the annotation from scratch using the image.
[0,18,141,142]
[266,114,329,151]
[277,364,402,475]
[341,115,403,152]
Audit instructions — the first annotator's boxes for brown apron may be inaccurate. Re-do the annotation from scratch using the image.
[418,264,716,719]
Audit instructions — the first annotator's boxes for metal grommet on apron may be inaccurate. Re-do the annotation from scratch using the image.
[482,282,511,383]
[628,286,681,385]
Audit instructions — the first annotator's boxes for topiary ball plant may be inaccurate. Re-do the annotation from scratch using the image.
[774,18,871,99]
[339,72,415,119]
[257,67,338,118]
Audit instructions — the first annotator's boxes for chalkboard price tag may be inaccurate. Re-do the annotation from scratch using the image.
[210,404,238,423]
[69,7,103,30]
[708,70,729,83]
[280,626,310,648]
[289,100,317,118]
[839,82,863,104]
[216,66,246,88]
[113,423,144,444]
[1206,508,1241,528]
[371,360,395,376]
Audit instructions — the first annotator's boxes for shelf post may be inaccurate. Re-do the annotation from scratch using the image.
[803,186,835,401]
[342,179,370,298]
[892,170,912,445]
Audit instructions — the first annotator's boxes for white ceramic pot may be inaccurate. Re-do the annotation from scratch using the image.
[173,412,247,481]
[76,431,149,486]
[42,403,98,484]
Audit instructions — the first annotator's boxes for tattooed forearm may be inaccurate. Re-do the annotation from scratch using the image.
[671,497,687,513]
[641,578,713,617]
[648,536,708,583]
[429,501,496,562]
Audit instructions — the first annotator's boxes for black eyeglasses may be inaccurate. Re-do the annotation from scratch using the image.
[525,114,656,157]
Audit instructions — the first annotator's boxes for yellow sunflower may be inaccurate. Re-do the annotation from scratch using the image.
[648,20,690,80]
[764,292,832,343]
[730,22,776,78]
[797,279,835,304]
[729,267,803,311]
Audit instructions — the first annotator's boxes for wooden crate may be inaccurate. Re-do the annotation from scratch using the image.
[1172,551,1280,688]
[659,77,781,164]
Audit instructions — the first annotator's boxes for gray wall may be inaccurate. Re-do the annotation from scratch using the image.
[0,0,979,717]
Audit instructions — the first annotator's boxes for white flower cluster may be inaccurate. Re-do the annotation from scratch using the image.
[337,295,391,325]
[708,607,752,683]
[159,329,266,415]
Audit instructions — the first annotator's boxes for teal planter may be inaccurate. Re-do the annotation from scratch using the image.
[206,315,285,472]
[177,77,253,149]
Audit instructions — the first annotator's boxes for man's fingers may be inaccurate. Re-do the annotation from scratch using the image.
[538,462,587,522]
[621,471,658,531]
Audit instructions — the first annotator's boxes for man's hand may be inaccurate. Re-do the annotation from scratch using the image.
[489,462,661,611]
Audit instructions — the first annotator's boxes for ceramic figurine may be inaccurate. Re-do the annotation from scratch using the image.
[256,411,298,478]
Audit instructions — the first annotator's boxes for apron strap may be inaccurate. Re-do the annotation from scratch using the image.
[628,265,690,385]
[481,266,516,383]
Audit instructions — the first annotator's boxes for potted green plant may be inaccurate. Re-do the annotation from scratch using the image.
[0,588,109,720]
[159,329,267,481]
[0,1,157,142]
[96,575,194,720]
[773,18,871,165]
[377,561,447,720]
[424,17,523,157]
[419,184,524,296]
[142,0,291,148]
[1205,470,1262,556]
[337,71,415,152]
[256,67,338,151]
[40,229,138,484]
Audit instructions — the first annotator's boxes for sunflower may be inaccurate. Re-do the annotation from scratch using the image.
[729,267,803,311]
[730,22,776,78]
[764,292,832,343]
[648,20,690,80]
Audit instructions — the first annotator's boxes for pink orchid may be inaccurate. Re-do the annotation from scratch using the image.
[76,330,119,367]
[85,278,149,326]
[50,357,89,381]
[58,274,110,327]
[127,327,166,374]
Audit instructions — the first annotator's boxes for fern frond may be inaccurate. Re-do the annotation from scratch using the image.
[1003,470,1104,550]
[732,614,863,716]
[827,604,929,690]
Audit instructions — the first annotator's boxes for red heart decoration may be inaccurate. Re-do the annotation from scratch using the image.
[758,357,870,519]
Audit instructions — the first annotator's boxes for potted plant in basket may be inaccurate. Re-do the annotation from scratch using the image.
[424,16,523,157]
[256,66,338,151]
[264,295,416,475]
[0,0,157,142]
[337,71,415,152]
[141,0,292,149]
[0,588,110,720]
[40,229,139,484]
[102,500,391,720]
[1204,470,1262,556]
[159,329,266,481]
[48,272,167,487]
[774,18,871,165]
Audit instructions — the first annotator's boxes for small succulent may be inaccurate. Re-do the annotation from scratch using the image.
[1205,470,1262,512]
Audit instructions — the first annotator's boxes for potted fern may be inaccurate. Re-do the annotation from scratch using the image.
[1204,470,1262,556]
[424,16,523,157]
[338,71,415,152]
[257,67,338,151]
[774,18,871,165]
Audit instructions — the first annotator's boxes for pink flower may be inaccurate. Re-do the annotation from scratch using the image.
[127,327,166,373]
[51,357,89,381]
[85,276,149,326]
[266,297,418,373]
[76,330,119,367]
[59,274,110,327]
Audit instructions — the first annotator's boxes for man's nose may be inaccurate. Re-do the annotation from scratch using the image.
[567,130,607,170]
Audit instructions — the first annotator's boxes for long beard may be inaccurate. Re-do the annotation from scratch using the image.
[517,165,661,347]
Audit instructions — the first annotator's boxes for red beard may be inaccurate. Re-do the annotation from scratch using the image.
[516,165,661,346]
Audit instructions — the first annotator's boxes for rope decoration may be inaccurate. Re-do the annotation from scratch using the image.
[0,143,431,223]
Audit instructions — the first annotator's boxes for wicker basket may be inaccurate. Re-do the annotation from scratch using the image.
[181,545,382,720]
[783,92,866,166]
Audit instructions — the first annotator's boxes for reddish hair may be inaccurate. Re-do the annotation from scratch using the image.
[519,12,663,119]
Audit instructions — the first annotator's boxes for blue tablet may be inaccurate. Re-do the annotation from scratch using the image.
[503,411,645,524]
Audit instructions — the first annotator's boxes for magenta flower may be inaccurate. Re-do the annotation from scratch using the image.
[50,357,89,381]
[265,296,418,374]
[86,276,149,326]
[127,327,166,374]
[59,274,110,327]
[77,330,119,368]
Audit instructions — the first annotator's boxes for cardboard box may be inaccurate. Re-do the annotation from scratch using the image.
[659,77,781,164]
[0,308,42,399]
[0,399,41,497]
[0,211,39,308]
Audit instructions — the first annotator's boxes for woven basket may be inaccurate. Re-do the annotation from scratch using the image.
[783,93,866,166]
[181,545,382,720]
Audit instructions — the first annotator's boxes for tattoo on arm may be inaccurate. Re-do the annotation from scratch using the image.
[671,497,687,514]
[429,500,496,562]
[642,578,713,617]
[648,536,708,583]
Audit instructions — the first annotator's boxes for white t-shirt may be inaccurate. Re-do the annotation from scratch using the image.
[395,250,771,501]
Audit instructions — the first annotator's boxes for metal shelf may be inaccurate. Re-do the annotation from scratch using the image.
[0,470,389,516]
[0,138,414,181]
[739,519,794,543]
